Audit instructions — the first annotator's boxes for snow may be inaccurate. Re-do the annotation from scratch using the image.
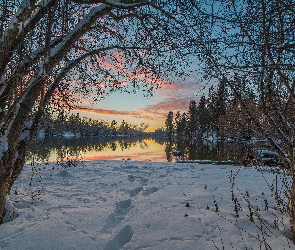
[36,130,45,139]
[104,0,146,7]
[0,74,5,84]
[63,132,78,138]
[19,121,33,142]
[0,160,293,249]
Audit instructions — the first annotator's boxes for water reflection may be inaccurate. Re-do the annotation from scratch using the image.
[27,136,167,163]
[164,139,244,162]
[27,136,248,163]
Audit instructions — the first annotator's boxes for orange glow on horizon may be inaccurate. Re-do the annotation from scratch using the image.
[72,106,166,132]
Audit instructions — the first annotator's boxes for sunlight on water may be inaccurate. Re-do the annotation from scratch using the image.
[80,139,167,162]
[30,138,168,163]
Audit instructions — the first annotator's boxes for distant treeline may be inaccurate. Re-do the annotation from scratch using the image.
[38,111,151,138]
[165,79,261,141]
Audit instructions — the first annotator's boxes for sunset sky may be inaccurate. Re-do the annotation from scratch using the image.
[73,75,210,132]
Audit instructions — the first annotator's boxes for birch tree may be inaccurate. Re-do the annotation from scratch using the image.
[0,0,189,223]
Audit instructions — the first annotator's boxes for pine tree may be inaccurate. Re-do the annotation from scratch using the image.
[198,95,208,138]
[180,113,188,137]
[188,100,198,138]
[175,112,187,138]
[214,79,229,139]
[165,111,174,139]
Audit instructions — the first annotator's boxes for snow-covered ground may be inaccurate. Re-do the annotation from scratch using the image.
[0,160,293,249]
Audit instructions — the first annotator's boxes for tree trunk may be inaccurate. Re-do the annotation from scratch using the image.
[0,141,31,224]
[0,176,10,224]
[0,147,18,224]
[0,68,57,224]
[8,142,28,190]
[289,178,295,239]
[0,88,41,224]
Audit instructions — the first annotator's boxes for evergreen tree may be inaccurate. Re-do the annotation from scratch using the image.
[215,79,228,118]
[175,112,187,138]
[198,95,208,138]
[110,120,118,135]
[119,120,131,135]
[206,86,216,136]
[188,100,198,138]
[208,80,229,139]
[165,111,174,139]
[180,113,188,137]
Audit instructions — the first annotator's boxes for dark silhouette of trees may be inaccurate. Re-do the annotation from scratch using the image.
[165,111,174,140]
[185,0,295,236]
[175,111,187,138]
[38,112,148,138]
[197,95,209,138]
[187,100,198,138]
[164,80,230,140]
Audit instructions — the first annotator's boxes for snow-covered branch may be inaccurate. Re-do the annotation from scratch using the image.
[70,0,148,7]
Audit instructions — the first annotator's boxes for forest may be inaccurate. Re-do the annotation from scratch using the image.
[165,79,259,142]
[38,111,150,138]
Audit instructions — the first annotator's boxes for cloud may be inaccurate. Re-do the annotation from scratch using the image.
[75,106,144,117]
[75,106,158,121]
[147,79,207,114]
[75,77,205,122]
[142,98,189,115]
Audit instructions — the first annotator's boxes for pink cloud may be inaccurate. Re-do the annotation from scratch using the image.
[74,77,204,122]
[74,106,153,120]
[143,99,189,114]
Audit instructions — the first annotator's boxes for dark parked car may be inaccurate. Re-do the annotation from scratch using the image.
[172,150,182,156]
[255,149,280,166]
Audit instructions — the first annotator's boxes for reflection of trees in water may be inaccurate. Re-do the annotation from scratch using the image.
[165,139,245,162]
[27,136,151,162]
[165,140,174,162]
[154,136,167,145]
[27,142,53,163]
[139,141,148,149]
[27,136,248,163]
[110,142,117,151]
